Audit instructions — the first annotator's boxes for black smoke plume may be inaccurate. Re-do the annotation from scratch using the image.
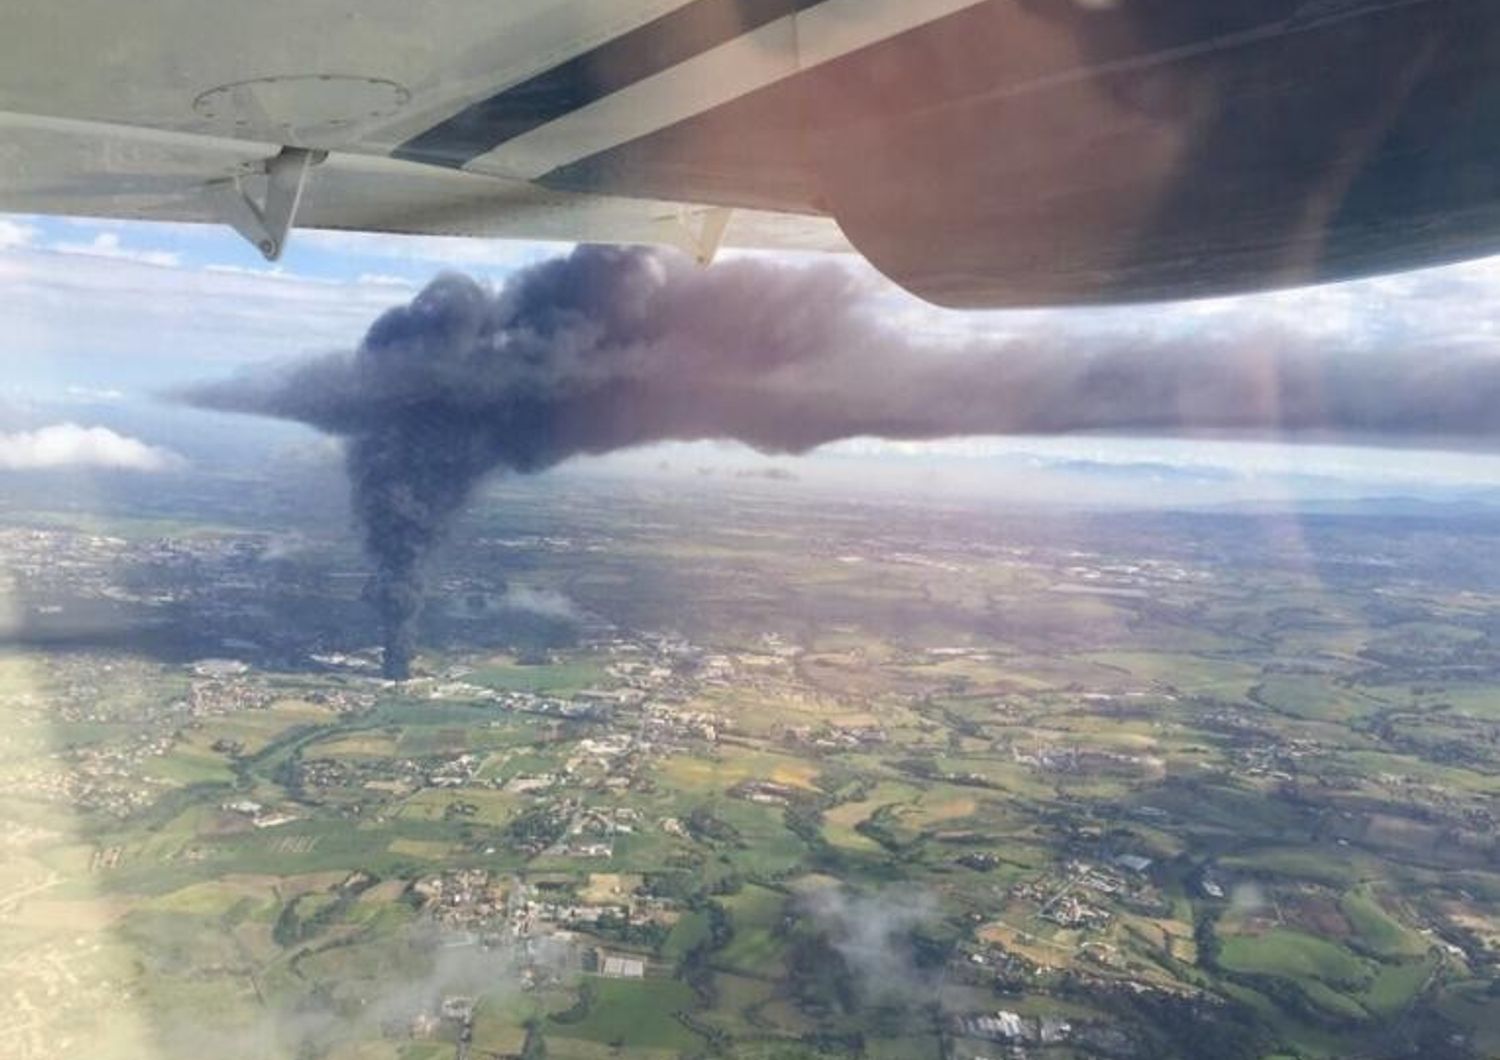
[182,246,1500,677]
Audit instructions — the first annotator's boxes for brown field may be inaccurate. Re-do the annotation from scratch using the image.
[1284,894,1353,940]
[10,897,129,931]
[829,712,882,729]
[318,732,400,758]
[358,879,410,905]
[1439,900,1500,948]
[274,871,354,897]
[582,873,643,904]
[979,917,1080,971]
[660,750,819,793]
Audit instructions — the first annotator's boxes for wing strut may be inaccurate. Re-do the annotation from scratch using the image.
[204,147,322,261]
[669,206,733,265]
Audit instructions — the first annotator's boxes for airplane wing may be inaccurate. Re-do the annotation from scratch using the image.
[3,0,1500,307]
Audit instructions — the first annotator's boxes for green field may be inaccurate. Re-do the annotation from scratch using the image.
[1339,889,1427,959]
[470,656,611,694]
[550,978,705,1053]
[1222,929,1367,985]
[717,885,788,973]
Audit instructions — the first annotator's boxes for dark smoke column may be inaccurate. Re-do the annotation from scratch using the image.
[344,401,499,680]
[349,426,475,680]
[333,277,517,681]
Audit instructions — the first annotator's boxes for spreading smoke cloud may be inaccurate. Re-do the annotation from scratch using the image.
[143,924,568,1060]
[801,885,940,1003]
[181,245,1500,677]
[499,585,582,622]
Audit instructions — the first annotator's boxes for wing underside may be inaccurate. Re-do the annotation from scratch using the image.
[4,0,1500,306]
[0,109,851,258]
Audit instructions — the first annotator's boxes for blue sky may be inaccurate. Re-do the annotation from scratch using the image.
[6,210,1500,506]
[0,213,563,394]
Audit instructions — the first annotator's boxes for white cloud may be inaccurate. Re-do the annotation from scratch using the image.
[0,238,416,368]
[52,231,181,267]
[0,423,183,471]
[298,228,564,270]
[206,266,411,289]
[63,385,126,403]
[203,262,288,278]
[824,434,1500,488]
[0,218,38,250]
[356,272,415,288]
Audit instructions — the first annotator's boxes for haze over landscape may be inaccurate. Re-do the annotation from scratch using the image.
[1,216,1499,1060]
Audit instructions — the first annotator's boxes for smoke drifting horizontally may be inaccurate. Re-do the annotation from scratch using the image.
[182,245,1500,677]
